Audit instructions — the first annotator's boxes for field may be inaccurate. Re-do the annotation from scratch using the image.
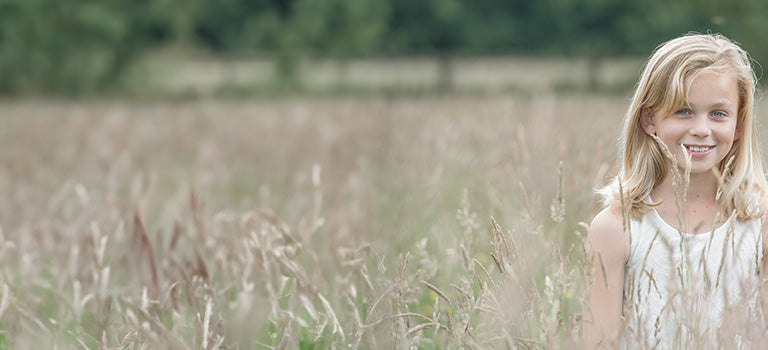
[0,92,634,349]
[6,56,768,348]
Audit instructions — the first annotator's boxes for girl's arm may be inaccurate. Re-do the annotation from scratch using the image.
[584,206,629,349]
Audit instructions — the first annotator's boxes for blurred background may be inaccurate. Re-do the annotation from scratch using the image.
[2,0,768,97]
[3,1,768,348]
[0,0,768,350]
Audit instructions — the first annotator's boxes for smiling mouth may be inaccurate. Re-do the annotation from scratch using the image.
[684,145,714,152]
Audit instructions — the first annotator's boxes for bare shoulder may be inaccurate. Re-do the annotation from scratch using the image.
[588,204,630,262]
[590,205,624,234]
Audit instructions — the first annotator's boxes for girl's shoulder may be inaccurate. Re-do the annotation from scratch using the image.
[590,204,625,235]
[588,204,630,262]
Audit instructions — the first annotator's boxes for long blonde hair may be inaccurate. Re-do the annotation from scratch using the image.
[601,33,768,220]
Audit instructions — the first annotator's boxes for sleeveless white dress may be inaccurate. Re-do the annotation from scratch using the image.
[621,209,764,349]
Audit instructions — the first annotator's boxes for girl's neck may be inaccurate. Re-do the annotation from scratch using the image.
[651,170,722,234]
[653,171,719,201]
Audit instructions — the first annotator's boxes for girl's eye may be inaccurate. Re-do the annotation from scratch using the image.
[675,109,691,116]
[712,111,726,118]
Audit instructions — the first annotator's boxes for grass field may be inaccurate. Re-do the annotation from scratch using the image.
[3,88,767,348]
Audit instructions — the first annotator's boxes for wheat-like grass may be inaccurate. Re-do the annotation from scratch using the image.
[1,95,764,348]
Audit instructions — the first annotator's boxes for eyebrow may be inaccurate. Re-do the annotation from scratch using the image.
[682,101,735,109]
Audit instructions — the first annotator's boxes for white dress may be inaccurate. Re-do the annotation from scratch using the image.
[621,208,764,349]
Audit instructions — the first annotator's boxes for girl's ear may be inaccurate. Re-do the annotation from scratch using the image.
[639,108,656,135]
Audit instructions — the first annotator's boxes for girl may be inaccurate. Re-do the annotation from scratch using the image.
[585,33,768,349]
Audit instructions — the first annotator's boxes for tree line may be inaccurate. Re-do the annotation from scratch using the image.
[2,0,767,94]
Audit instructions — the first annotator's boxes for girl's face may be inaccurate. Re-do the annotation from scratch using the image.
[642,71,740,175]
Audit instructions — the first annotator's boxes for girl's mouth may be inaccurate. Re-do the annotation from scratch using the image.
[684,144,714,155]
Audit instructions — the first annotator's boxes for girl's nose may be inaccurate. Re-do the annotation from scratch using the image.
[689,115,712,137]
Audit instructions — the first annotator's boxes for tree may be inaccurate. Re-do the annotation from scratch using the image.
[294,0,389,87]
[385,0,466,91]
[0,0,173,95]
[194,0,310,86]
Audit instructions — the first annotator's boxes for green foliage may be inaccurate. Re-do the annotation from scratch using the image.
[0,0,175,95]
[4,0,768,94]
[192,0,389,84]
[192,0,276,52]
[384,0,465,54]
[296,0,389,57]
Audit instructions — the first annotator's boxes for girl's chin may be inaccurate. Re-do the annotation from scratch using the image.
[673,159,721,173]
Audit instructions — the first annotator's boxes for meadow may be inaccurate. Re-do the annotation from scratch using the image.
[0,91,632,349]
[5,54,767,348]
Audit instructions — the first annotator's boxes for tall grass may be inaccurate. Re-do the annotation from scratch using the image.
[0,93,673,348]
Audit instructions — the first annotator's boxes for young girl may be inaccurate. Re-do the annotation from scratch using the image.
[585,33,768,349]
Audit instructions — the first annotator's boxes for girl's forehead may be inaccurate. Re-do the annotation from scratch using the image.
[676,70,739,101]
[685,67,735,82]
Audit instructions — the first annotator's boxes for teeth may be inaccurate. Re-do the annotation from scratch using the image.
[686,145,712,152]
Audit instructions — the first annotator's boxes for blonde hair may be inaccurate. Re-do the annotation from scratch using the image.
[601,33,768,220]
